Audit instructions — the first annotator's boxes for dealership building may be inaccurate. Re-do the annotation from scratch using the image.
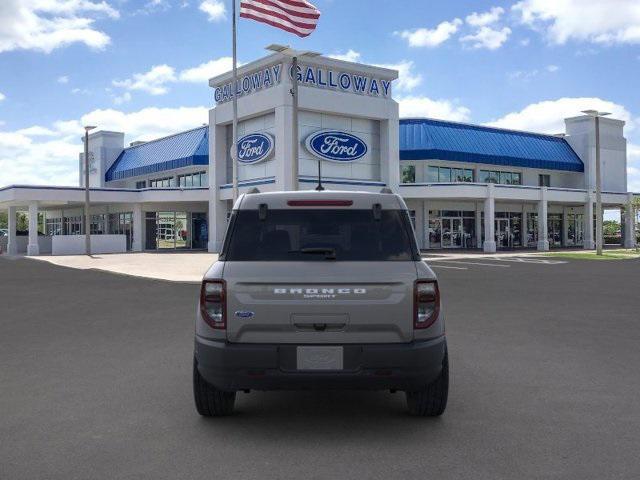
[0,52,637,255]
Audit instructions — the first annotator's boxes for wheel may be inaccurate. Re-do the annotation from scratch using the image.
[193,358,236,417]
[405,348,449,417]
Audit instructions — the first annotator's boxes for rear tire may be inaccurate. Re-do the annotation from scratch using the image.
[193,359,236,417]
[405,348,449,417]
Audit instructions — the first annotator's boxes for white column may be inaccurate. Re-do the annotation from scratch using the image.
[27,203,40,256]
[537,187,549,251]
[381,117,400,192]
[584,196,595,249]
[624,193,636,249]
[422,200,429,250]
[275,104,294,191]
[132,204,143,252]
[562,207,569,247]
[7,206,18,255]
[483,185,496,253]
[209,116,231,253]
[475,202,483,249]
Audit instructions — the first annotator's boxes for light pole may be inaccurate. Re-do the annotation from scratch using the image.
[266,44,321,191]
[582,110,610,256]
[83,125,96,255]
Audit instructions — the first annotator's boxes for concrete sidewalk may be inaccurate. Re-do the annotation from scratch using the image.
[27,252,217,283]
[18,249,564,282]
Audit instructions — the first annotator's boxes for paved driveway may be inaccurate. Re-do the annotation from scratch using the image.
[1,256,639,479]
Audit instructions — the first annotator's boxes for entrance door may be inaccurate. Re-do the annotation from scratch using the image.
[495,218,512,249]
[442,218,463,248]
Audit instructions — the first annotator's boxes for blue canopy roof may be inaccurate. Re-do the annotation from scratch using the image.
[399,118,584,172]
[105,126,209,181]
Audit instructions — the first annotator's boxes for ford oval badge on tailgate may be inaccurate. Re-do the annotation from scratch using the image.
[235,310,255,318]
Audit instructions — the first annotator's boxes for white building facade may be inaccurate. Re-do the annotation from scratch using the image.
[0,53,637,255]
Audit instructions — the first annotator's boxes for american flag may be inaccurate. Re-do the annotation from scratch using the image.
[240,0,321,38]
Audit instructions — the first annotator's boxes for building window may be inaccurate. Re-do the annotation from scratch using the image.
[135,180,147,189]
[427,166,473,183]
[401,165,416,184]
[149,177,175,188]
[177,171,207,188]
[480,170,521,185]
[539,174,551,187]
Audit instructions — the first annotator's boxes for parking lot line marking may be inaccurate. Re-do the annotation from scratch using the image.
[435,261,511,268]
[430,264,468,270]
[492,257,568,265]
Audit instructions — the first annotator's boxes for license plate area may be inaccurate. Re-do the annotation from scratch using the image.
[296,346,344,371]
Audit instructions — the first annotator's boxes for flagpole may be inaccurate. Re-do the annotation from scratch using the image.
[231,0,239,201]
[291,55,299,191]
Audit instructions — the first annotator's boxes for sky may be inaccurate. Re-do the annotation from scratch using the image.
[1,0,640,199]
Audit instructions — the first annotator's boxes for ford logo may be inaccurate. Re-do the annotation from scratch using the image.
[305,130,368,163]
[234,133,274,164]
[234,310,255,318]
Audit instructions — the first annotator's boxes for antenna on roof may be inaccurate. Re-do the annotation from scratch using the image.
[315,159,325,191]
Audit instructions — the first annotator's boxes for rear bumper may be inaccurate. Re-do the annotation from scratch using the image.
[194,335,446,392]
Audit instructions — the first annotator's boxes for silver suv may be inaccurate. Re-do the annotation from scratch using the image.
[193,190,448,416]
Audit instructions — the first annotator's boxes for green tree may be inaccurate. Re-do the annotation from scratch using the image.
[603,220,620,237]
[0,211,6,230]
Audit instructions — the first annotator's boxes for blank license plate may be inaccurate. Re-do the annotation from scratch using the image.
[296,346,343,371]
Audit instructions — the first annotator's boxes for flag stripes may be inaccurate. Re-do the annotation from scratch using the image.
[240,0,320,37]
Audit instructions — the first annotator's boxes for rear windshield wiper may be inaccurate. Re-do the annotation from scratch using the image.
[290,247,337,260]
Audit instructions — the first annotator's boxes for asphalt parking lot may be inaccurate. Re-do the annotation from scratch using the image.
[1,256,640,480]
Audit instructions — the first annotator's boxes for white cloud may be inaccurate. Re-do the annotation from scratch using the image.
[113,64,177,95]
[508,64,560,81]
[0,92,5,102]
[520,38,531,46]
[373,60,422,93]
[113,91,132,105]
[513,0,640,45]
[328,50,362,63]
[179,57,234,82]
[486,97,635,134]
[466,6,504,27]
[0,106,208,187]
[398,96,471,122]
[461,26,511,50]
[57,75,69,84]
[546,64,560,72]
[0,0,119,54]
[199,0,226,21]
[396,19,463,48]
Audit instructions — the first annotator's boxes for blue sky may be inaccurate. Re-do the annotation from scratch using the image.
[1,0,639,197]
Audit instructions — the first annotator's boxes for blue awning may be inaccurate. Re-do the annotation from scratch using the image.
[399,118,584,172]
[105,126,209,181]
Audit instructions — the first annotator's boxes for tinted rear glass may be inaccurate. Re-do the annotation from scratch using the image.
[222,209,418,261]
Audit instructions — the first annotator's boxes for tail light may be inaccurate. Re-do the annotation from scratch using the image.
[414,280,440,329]
[200,279,226,329]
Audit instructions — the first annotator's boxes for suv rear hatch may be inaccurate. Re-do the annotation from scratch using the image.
[220,202,419,344]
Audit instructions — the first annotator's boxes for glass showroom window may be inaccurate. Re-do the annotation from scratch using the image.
[539,174,551,187]
[401,165,416,184]
[149,177,175,188]
[46,218,63,236]
[178,171,208,188]
[428,166,473,183]
[480,170,521,185]
[135,180,147,189]
[90,214,106,235]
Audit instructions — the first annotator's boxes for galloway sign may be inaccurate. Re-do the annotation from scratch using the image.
[234,133,275,164]
[214,64,282,104]
[292,64,392,99]
[305,131,368,163]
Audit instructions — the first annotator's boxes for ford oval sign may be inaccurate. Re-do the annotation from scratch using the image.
[234,133,274,164]
[305,130,368,163]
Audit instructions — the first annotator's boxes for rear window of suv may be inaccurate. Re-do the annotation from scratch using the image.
[221,209,419,261]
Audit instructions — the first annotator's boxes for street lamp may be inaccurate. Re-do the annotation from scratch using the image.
[266,44,321,191]
[581,110,610,256]
[83,125,96,255]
